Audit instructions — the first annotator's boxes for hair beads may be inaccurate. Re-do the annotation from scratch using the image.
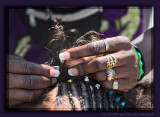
[44,19,137,111]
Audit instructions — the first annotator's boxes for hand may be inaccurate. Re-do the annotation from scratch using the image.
[59,36,139,92]
[7,55,60,107]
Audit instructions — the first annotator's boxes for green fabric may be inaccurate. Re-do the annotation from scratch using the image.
[132,46,144,80]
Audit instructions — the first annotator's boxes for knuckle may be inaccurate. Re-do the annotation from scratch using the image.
[23,75,38,88]
[92,58,102,70]
[118,36,132,49]
[90,41,102,54]
[22,62,32,74]
[77,64,87,75]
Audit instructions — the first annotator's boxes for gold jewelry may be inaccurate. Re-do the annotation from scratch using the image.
[108,55,114,68]
[103,40,109,51]
[113,80,118,90]
[106,69,115,81]
[110,55,117,67]
[106,55,110,69]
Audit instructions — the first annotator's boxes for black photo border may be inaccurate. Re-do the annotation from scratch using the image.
[0,0,159,117]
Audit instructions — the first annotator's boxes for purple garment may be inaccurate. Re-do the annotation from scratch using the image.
[9,8,145,64]
[9,9,48,64]
[102,9,145,39]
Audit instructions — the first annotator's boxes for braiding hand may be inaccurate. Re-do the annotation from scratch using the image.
[7,55,60,107]
[59,36,139,92]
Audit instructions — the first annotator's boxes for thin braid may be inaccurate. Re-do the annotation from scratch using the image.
[108,90,114,110]
[77,80,85,110]
[67,80,76,110]
[84,78,93,110]
[102,90,109,111]
[94,85,101,111]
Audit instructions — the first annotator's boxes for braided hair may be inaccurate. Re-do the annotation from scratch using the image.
[40,18,137,111]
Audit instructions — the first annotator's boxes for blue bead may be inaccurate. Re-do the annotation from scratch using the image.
[121,102,125,106]
[109,90,113,95]
[115,97,120,102]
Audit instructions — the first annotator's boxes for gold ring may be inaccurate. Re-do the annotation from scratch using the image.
[108,55,114,68]
[106,69,115,81]
[113,80,118,90]
[103,40,109,51]
[110,55,117,67]
[106,55,111,69]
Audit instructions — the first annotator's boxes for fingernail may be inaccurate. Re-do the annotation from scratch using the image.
[68,68,78,76]
[50,69,60,77]
[59,52,70,60]
[52,78,57,85]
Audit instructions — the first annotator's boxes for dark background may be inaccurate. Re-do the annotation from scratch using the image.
[0,0,159,117]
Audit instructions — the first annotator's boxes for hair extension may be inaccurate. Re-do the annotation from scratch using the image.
[84,76,94,110]
[77,78,85,110]
[43,18,140,111]
[94,84,101,110]
[67,78,76,110]
[102,90,109,111]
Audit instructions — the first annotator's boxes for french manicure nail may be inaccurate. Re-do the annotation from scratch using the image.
[52,78,57,85]
[50,69,60,77]
[68,68,78,76]
[59,52,70,60]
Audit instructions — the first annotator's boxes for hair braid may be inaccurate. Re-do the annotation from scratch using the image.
[67,79,76,110]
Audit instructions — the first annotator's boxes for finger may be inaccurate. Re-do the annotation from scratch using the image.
[9,89,44,102]
[100,78,137,92]
[8,73,57,89]
[90,66,138,82]
[9,100,24,107]
[59,36,131,60]
[8,59,60,77]
[65,56,96,68]
[67,51,131,76]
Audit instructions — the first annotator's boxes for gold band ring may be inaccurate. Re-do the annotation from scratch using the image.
[110,55,117,67]
[103,40,109,51]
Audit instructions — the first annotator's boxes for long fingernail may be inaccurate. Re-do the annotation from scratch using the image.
[68,68,78,76]
[59,52,70,60]
[50,69,60,77]
[52,78,57,85]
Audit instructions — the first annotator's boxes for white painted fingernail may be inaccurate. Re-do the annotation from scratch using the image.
[54,70,60,77]
[59,52,70,60]
[50,69,60,77]
[52,78,57,85]
[68,68,78,76]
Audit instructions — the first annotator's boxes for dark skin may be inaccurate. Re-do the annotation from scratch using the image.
[60,36,139,92]
[62,29,153,92]
[8,28,153,107]
[7,55,59,107]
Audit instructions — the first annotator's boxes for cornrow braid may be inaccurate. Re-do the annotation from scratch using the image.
[77,79,85,110]
[84,76,94,110]
[108,90,114,110]
[102,90,109,111]
[43,18,136,111]
[67,78,76,110]
[94,84,101,111]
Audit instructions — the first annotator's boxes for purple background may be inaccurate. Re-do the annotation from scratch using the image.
[0,0,159,117]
